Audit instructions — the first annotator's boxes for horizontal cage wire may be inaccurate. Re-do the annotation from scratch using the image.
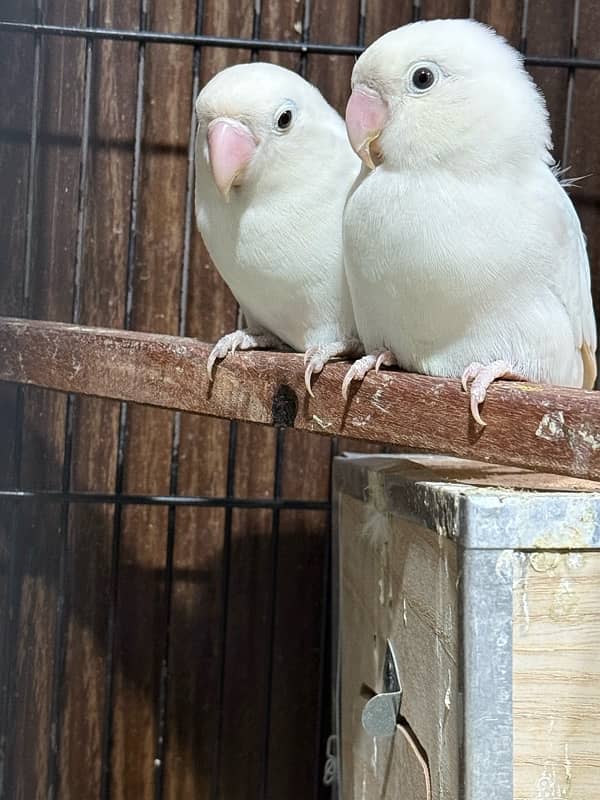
[0,489,329,509]
[1,19,600,69]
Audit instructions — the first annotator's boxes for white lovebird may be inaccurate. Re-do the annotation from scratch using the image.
[342,18,597,424]
[195,62,363,392]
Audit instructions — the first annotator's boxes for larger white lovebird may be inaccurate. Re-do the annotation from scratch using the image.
[343,18,596,423]
[195,62,362,391]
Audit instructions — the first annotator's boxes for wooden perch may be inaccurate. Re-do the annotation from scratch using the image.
[1,316,600,481]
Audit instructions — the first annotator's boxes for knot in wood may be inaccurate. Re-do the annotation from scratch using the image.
[272,384,298,428]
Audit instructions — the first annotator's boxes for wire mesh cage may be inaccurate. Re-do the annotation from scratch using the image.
[1,0,599,798]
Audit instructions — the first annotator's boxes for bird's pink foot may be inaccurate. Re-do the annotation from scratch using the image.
[461,359,526,426]
[207,329,282,380]
[341,350,397,400]
[303,338,364,397]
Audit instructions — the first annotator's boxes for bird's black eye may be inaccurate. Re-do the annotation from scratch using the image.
[411,66,435,91]
[277,109,293,130]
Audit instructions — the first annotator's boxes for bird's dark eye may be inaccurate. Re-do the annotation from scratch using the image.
[277,109,293,130]
[411,67,435,91]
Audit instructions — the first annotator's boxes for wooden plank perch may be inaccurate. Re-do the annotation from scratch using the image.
[1,316,600,481]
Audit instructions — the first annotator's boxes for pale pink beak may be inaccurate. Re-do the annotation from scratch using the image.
[207,118,257,200]
[345,86,388,169]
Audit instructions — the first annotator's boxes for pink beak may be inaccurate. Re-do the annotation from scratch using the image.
[345,86,388,169]
[207,119,257,200]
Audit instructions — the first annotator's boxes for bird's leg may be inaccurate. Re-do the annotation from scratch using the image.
[207,328,284,380]
[303,338,364,397]
[461,359,527,426]
[341,349,397,400]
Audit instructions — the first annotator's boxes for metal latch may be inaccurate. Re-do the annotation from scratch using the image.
[361,639,402,738]
[322,734,337,786]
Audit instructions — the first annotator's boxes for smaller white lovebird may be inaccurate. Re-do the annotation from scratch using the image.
[343,19,597,423]
[195,62,363,392]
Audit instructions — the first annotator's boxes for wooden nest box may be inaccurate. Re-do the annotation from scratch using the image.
[333,453,600,800]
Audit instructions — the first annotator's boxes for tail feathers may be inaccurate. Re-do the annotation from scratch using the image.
[581,341,597,389]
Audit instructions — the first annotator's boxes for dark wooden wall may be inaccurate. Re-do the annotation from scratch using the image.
[1,1,599,798]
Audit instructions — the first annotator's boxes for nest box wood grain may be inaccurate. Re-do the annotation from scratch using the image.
[333,454,600,800]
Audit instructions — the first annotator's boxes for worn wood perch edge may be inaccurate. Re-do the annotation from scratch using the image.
[1,316,600,481]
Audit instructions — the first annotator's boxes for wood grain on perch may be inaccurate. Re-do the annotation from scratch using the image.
[1,316,600,481]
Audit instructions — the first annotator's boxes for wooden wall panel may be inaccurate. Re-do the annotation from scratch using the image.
[164,0,260,797]
[110,507,168,799]
[261,0,306,72]
[0,496,15,798]
[57,0,139,795]
[217,507,275,799]
[0,7,32,326]
[473,0,524,44]
[256,0,354,795]
[4,1,86,797]
[0,0,36,654]
[365,1,413,46]
[162,505,225,800]
[59,503,113,797]
[306,0,360,115]
[107,0,195,791]
[192,3,278,800]
[570,3,600,343]
[266,430,331,799]
[421,0,470,19]
[218,426,276,799]
[526,0,571,162]
[0,4,36,796]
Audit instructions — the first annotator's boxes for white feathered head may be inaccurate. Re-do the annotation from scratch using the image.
[195,62,345,200]
[346,18,553,174]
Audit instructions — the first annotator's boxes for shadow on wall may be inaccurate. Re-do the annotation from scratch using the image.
[0,386,330,800]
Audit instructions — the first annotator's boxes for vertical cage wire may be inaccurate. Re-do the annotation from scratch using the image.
[519,0,531,54]
[100,2,149,795]
[210,8,266,796]
[212,419,238,800]
[259,424,285,800]
[153,0,206,796]
[48,2,97,795]
[311,0,343,789]
[209,11,266,792]
[21,6,43,320]
[562,0,581,168]
[0,2,44,794]
[258,3,316,795]
[312,0,368,789]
